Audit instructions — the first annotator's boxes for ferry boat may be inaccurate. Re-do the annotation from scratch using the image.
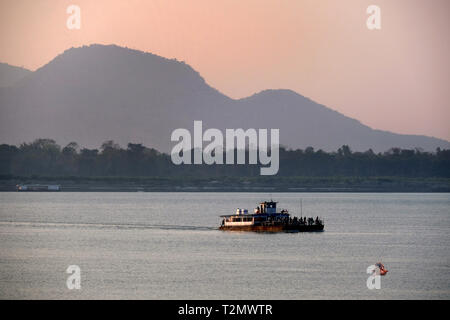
[219,200,324,232]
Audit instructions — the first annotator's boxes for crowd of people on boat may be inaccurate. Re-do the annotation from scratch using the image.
[263,215,323,226]
[285,216,322,226]
[293,216,322,225]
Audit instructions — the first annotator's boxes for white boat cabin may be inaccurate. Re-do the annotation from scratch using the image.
[220,201,290,227]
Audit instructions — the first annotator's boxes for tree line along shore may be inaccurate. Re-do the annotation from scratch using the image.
[0,139,449,192]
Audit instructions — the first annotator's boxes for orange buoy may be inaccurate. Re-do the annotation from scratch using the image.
[376,262,388,276]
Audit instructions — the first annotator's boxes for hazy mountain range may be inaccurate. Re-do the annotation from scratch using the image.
[0,63,31,88]
[0,44,448,152]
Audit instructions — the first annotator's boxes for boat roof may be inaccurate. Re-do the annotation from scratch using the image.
[220,213,289,218]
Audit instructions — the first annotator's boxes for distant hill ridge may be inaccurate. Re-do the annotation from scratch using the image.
[0,44,448,152]
[0,63,31,87]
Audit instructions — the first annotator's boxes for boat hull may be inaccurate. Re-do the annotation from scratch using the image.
[219,224,324,232]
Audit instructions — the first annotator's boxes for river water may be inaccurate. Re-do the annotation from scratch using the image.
[0,192,449,299]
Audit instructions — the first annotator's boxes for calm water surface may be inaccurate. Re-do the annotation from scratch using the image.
[0,192,449,299]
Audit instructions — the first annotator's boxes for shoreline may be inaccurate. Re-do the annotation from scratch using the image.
[2,176,449,192]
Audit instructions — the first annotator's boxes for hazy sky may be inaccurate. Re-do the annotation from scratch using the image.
[1,0,449,140]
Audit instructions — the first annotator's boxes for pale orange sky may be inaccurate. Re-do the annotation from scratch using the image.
[1,0,449,140]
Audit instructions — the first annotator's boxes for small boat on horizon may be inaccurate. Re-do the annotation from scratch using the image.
[16,184,61,192]
[219,200,324,232]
